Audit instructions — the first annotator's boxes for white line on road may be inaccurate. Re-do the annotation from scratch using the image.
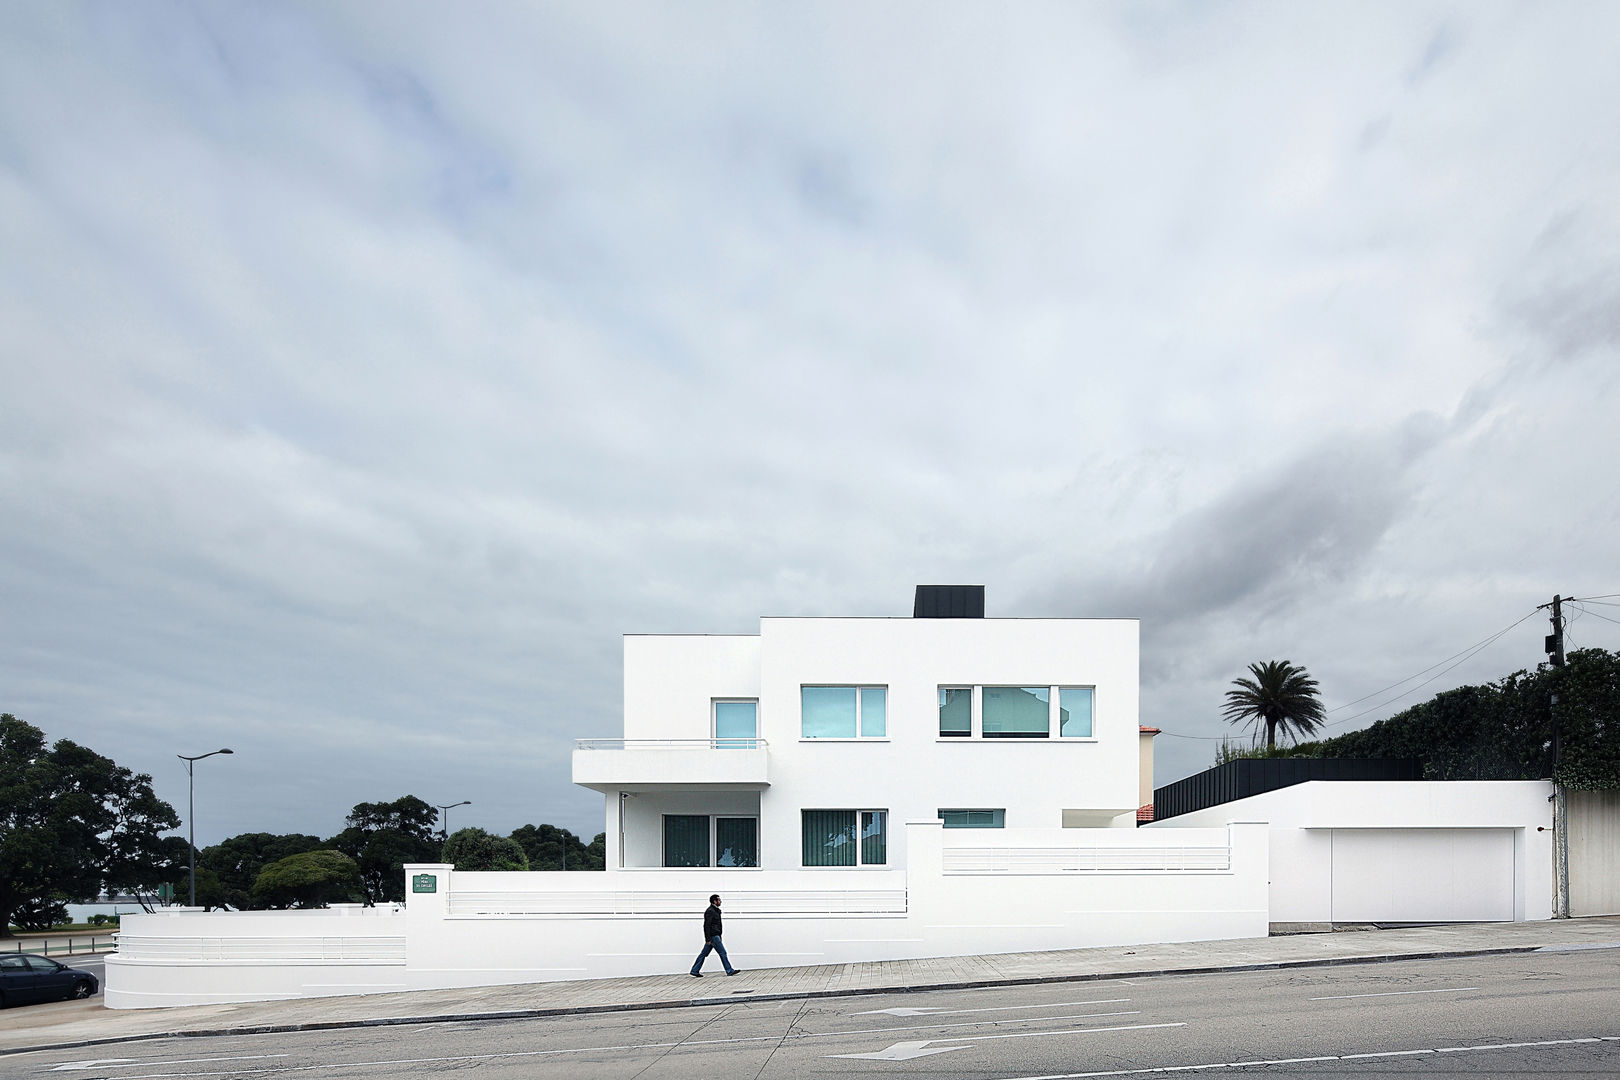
[852,997,1130,1017]
[1308,986,1479,1001]
[826,1025,1187,1062]
[994,1034,1620,1078]
[45,1056,290,1072]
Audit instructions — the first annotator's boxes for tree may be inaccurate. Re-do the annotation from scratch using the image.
[1222,660,1327,750]
[443,828,529,871]
[200,832,325,910]
[1,714,180,937]
[510,823,604,871]
[327,796,441,904]
[251,850,363,909]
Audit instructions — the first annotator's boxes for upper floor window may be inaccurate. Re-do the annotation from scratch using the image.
[801,686,887,739]
[713,699,758,748]
[938,685,1096,739]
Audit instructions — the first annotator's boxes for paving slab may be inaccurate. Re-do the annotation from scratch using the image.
[3,916,1618,1057]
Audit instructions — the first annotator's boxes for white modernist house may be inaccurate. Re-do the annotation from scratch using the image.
[106,587,1271,1008]
[574,590,1147,875]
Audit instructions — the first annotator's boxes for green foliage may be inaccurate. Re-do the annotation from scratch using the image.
[510,823,605,871]
[328,796,441,904]
[443,827,529,871]
[1222,661,1327,749]
[0,713,181,938]
[88,913,119,927]
[251,850,363,909]
[200,832,325,910]
[1212,649,1620,790]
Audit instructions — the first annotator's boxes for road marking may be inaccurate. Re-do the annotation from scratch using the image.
[990,1034,1620,1078]
[45,1056,289,1071]
[828,1025,1186,1063]
[829,1040,972,1061]
[853,997,1130,1017]
[809,1011,1141,1041]
[1309,986,1479,1001]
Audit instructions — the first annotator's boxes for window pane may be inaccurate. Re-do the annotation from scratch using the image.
[938,687,971,736]
[861,811,887,865]
[939,808,1005,828]
[714,701,758,747]
[1059,687,1093,737]
[716,817,758,867]
[860,687,887,737]
[802,687,858,738]
[663,815,710,868]
[802,810,858,866]
[982,686,1050,738]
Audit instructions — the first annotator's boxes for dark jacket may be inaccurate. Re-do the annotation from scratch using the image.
[703,903,722,940]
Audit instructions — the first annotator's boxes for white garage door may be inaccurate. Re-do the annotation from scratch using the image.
[1329,829,1516,923]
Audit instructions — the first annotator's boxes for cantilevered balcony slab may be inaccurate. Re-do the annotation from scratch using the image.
[572,739,769,793]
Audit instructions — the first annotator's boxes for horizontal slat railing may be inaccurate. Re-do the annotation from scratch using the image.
[447,889,906,917]
[574,738,768,750]
[114,935,407,962]
[943,844,1231,874]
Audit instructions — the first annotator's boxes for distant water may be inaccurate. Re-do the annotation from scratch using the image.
[65,902,140,923]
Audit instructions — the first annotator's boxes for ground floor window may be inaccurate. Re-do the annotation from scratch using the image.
[663,815,759,868]
[801,809,887,866]
[938,808,1005,828]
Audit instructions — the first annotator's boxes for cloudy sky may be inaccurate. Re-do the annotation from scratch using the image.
[4,2,1618,846]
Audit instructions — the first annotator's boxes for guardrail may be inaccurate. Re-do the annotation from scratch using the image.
[943,843,1232,874]
[4,935,119,956]
[574,738,768,750]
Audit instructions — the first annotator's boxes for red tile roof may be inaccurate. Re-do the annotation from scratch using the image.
[1136,803,1155,823]
[1139,725,1161,735]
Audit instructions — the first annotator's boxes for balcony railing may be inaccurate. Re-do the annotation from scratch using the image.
[574,738,768,751]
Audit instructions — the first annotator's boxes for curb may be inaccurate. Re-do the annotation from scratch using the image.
[5,941,1596,1058]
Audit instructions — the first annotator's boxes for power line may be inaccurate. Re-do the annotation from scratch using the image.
[1571,603,1620,629]
[1318,608,1541,727]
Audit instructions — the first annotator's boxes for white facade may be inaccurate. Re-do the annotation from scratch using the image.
[575,615,1144,874]
[1145,780,1557,926]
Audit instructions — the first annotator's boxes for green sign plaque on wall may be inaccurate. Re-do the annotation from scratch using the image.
[412,873,437,894]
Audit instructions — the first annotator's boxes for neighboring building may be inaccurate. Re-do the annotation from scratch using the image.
[572,585,1144,874]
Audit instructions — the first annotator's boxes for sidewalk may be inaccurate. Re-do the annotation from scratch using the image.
[4,916,1619,1057]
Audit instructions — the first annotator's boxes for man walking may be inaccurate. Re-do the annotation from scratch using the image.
[690,893,740,977]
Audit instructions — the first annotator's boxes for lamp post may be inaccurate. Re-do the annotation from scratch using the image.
[177,748,233,907]
[437,800,470,842]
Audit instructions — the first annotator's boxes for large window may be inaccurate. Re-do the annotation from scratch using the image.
[801,809,887,866]
[801,686,887,739]
[982,686,1051,738]
[664,815,759,867]
[938,808,1006,829]
[938,684,1097,739]
[713,699,759,748]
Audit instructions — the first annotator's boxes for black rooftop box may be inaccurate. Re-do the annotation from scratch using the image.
[913,585,985,618]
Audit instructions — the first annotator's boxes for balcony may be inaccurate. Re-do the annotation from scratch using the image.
[572,738,770,793]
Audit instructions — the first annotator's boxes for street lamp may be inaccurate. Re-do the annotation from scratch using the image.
[177,748,233,908]
[437,800,470,842]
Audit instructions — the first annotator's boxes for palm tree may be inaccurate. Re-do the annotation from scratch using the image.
[1222,660,1327,750]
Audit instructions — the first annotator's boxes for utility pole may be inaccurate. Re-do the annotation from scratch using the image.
[1539,594,1570,919]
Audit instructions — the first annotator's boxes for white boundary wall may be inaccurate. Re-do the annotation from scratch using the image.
[1146,781,1554,925]
[105,821,1267,1008]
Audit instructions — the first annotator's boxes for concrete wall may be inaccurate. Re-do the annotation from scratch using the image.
[1147,780,1554,925]
[105,820,1266,1008]
[1571,788,1620,917]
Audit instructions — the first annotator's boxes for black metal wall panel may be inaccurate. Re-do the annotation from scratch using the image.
[1153,757,1423,821]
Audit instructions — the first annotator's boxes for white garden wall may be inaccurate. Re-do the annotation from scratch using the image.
[104,821,1267,1008]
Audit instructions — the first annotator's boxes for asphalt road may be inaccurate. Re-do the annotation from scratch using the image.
[6,948,1619,1078]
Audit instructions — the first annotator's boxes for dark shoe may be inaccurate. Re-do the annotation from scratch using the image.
[726,969,741,976]
[689,971,702,978]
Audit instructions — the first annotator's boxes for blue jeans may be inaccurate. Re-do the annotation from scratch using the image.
[691,935,734,975]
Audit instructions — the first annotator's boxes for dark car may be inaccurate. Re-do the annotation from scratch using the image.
[0,953,99,1006]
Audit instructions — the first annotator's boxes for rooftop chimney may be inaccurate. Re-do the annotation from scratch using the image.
[913,585,985,618]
